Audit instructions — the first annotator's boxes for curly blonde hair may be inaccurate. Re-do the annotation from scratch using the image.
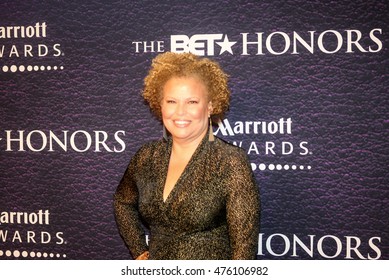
[142,52,230,120]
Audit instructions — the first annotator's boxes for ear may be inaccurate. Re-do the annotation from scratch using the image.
[208,101,213,114]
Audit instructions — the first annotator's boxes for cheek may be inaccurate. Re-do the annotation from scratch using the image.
[190,106,209,120]
[161,106,173,118]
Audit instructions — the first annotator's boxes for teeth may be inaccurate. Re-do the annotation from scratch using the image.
[174,120,190,126]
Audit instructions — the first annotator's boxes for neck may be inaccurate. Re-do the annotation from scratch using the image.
[171,129,207,156]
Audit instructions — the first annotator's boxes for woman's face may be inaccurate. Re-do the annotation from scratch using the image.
[161,76,212,144]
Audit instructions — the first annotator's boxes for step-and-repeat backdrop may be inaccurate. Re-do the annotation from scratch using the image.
[1,0,388,259]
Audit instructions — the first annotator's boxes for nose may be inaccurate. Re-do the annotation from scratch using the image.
[175,102,186,116]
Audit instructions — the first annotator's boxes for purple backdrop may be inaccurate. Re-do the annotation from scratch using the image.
[0,0,388,259]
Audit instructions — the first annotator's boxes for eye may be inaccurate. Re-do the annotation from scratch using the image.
[166,100,176,104]
[188,100,199,104]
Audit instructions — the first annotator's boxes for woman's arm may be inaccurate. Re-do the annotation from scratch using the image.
[114,150,149,259]
[224,149,260,259]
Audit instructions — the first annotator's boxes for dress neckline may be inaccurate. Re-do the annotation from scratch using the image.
[160,134,211,204]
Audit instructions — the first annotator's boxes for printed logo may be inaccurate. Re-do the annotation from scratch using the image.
[0,209,67,259]
[0,130,126,153]
[215,118,313,172]
[131,28,383,56]
[0,22,64,73]
[258,233,382,259]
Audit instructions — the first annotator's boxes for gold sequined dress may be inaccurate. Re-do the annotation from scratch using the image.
[114,135,260,259]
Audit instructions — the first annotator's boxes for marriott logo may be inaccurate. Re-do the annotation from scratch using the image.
[214,118,292,136]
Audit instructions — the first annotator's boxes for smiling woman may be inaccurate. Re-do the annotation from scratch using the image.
[161,77,212,201]
[114,52,260,260]
[161,77,211,145]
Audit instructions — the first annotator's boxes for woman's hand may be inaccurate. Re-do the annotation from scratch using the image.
[135,251,149,260]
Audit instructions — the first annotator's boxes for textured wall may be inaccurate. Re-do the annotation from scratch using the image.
[0,0,388,259]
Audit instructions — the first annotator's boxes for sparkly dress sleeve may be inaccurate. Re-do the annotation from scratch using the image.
[113,149,148,259]
[224,149,260,259]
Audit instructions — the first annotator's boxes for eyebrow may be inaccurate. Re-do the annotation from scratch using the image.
[163,96,201,101]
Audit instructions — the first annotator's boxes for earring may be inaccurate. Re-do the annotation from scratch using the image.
[208,117,215,142]
[163,125,168,140]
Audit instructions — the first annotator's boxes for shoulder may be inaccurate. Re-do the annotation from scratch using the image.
[212,137,248,160]
[135,139,168,156]
[211,138,258,192]
[210,137,251,172]
[130,139,167,164]
[137,139,165,154]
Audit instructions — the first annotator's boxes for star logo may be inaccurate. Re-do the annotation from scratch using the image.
[216,35,237,55]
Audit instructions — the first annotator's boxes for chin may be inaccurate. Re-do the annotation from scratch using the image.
[172,133,191,140]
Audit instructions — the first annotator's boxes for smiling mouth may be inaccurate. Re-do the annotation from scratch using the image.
[173,120,191,127]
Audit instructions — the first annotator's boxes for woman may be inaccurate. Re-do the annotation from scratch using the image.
[114,52,260,260]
